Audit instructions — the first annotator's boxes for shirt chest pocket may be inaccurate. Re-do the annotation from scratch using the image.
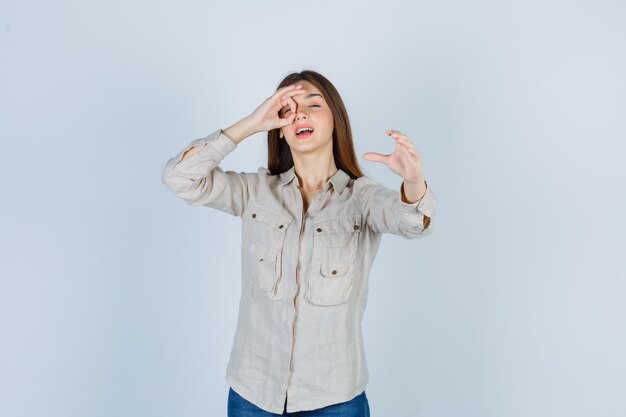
[246,204,293,300]
[306,214,362,306]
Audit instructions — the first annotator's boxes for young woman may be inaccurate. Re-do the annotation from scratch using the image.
[161,70,437,416]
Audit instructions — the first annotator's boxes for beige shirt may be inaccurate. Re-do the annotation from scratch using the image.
[161,128,437,413]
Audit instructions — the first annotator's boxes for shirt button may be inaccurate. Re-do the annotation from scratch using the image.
[354,225,359,230]
[316,228,322,233]
[252,213,256,218]
[279,225,284,229]
[332,270,337,275]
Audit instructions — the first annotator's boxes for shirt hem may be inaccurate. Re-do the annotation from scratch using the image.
[285,381,369,413]
[226,373,369,414]
[225,373,286,415]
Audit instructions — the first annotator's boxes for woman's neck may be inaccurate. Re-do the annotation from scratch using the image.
[292,156,338,193]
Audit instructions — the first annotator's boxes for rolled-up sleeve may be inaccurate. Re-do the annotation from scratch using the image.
[161,128,252,217]
[355,177,437,239]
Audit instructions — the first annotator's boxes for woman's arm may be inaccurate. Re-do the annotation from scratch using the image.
[360,129,437,238]
[161,117,257,217]
[177,117,253,161]
[161,84,308,217]
[401,179,431,229]
[355,177,436,238]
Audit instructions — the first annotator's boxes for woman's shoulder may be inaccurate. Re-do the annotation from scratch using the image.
[353,174,381,189]
[255,167,288,188]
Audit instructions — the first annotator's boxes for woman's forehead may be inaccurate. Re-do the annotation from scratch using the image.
[295,80,319,91]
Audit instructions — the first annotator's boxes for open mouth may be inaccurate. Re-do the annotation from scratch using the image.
[295,127,314,139]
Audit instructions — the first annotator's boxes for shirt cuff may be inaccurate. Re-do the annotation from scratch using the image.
[398,180,436,218]
[171,128,238,169]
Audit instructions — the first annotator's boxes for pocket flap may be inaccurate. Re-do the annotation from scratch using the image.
[250,204,294,230]
[313,214,362,235]
[321,261,349,277]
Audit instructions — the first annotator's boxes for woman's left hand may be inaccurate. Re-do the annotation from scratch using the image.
[363,130,425,184]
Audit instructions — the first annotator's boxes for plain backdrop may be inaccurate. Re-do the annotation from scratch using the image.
[1,1,624,416]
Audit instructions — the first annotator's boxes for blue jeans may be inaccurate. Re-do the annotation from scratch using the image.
[227,387,371,417]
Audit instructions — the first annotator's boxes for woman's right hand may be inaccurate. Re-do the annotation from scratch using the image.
[246,84,307,134]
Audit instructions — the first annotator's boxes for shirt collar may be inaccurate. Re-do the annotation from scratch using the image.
[279,166,351,195]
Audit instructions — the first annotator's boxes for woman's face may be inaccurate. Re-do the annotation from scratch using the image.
[278,81,334,154]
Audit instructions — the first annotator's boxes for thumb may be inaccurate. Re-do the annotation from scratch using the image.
[277,113,296,128]
[363,152,390,164]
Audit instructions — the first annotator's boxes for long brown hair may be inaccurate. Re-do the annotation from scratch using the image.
[267,70,365,179]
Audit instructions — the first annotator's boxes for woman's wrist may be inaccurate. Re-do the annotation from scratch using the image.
[223,117,258,144]
[401,179,427,204]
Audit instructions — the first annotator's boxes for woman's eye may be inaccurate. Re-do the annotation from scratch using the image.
[282,104,321,114]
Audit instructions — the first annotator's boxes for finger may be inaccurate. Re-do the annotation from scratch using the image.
[397,142,419,159]
[387,129,408,137]
[401,141,420,156]
[362,152,390,164]
[272,85,301,106]
[279,96,297,114]
[279,87,307,101]
[288,97,296,113]
[393,139,415,154]
[387,130,413,142]
[277,113,296,128]
[276,83,303,94]
[401,144,418,158]
[389,132,417,151]
[395,136,417,152]
[273,85,305,108]
[386,131,419,157]
[386,129,404,136]
[389,134,412,150]
[278,89,307,114]
[387,130,411,143]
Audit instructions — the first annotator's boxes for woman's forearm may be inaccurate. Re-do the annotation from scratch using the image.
[223,116,258,145]
[180,117,258,162]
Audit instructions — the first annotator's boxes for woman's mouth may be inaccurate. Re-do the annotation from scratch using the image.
[296,130,313,140]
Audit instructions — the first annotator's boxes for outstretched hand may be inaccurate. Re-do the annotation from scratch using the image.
[363,130,426,184]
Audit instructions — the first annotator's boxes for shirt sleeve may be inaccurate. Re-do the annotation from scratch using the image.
[354,176,437,239]
[161,128,253,217]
